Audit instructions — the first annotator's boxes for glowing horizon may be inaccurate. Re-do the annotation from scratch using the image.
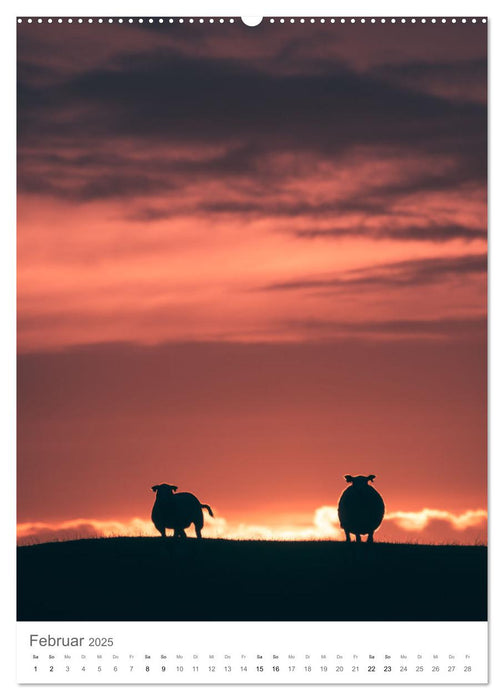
[17,505,488,547]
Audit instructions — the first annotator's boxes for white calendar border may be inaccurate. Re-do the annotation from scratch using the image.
[3,0,502,697]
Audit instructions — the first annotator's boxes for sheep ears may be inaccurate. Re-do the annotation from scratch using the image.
[344,475,354,483]
[151,485,159,492]
[169,485,178,492]
[367,475,376,482]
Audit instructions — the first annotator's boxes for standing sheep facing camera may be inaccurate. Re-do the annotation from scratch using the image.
[151,484,214,538]
[337,475,385,543]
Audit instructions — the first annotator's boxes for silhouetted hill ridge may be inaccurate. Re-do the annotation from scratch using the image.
[17,537,487,622]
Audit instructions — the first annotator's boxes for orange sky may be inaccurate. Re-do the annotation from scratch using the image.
[17,20,487,544]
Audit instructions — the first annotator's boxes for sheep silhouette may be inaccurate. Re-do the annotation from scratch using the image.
[337,474,385,543]
[151,484,214,538]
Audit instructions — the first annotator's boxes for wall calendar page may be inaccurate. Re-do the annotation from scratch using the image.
[14,1,489,689]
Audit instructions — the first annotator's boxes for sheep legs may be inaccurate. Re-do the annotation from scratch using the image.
[344,531,376,543]
[343,531,377,543]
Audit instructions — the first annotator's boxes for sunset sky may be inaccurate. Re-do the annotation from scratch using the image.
[17,19,487,544]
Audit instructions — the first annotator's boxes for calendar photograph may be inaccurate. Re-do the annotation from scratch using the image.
[17,15,487,630]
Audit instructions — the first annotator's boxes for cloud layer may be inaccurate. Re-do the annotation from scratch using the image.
[17,505,487,546]
[17,21,486,350]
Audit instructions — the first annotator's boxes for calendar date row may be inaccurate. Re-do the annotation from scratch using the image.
[33,663,473,674]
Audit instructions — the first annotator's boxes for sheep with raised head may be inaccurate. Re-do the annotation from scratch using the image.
[151,484,214,538]
[337,474,385,543]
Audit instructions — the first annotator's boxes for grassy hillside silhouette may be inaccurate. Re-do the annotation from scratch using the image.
[17,538,487,621]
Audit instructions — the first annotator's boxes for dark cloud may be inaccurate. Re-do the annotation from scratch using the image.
[296,224,486,241]
[18,48,485,153]
[371,58,487,103]
[20,170,177,201]
[85,154,486,241]
[18,143,258,201]
[286,316,486,341]
[18,142,487,243]
[17,23,486,242]
[263,254,487,291]
[125,206,485,241]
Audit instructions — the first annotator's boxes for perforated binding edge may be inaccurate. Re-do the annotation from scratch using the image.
[16,17,488,25]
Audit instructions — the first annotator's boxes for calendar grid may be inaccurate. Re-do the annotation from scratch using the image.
[17,621,488,684]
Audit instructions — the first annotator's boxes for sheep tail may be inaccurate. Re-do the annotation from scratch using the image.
[201,504,214,518]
